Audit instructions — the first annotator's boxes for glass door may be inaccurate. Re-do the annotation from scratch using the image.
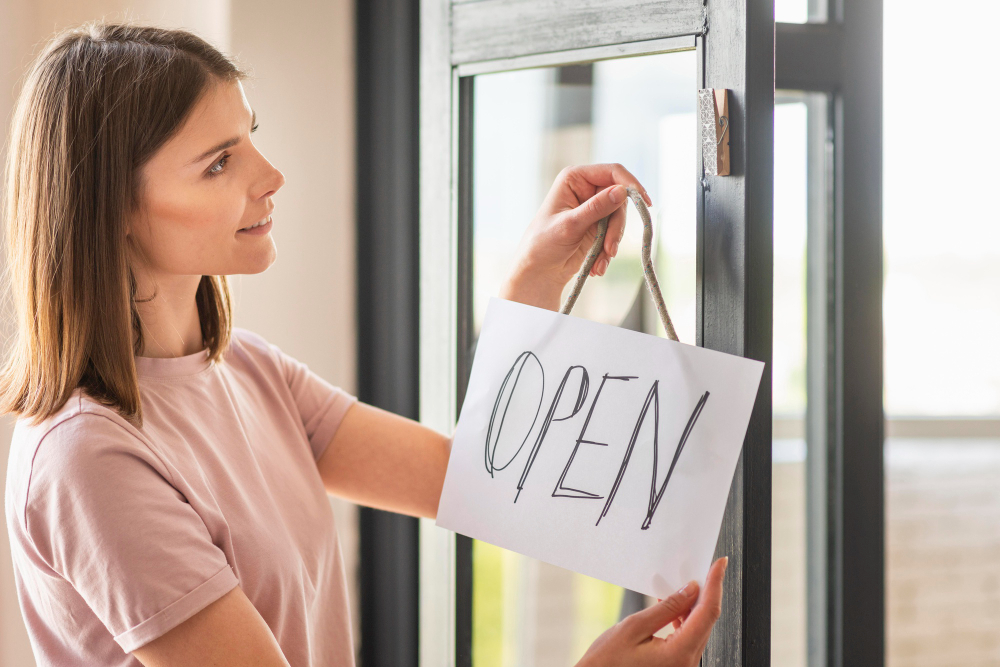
[419,2,777,666]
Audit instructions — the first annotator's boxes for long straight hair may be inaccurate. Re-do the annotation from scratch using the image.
[0,23,248,427]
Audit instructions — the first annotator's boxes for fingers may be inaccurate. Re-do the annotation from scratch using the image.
[622,581,699,641]
[669,557,728,657]
[562,183,626,243]
[553,163,650,279]
[591,204,626,276]
[605,204,626,259]
[562,163,653,207]
[563,185,627,276]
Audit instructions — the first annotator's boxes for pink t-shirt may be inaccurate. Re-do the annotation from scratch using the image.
[4,327,359,666]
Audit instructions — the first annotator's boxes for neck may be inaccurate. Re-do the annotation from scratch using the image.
[133,269,206,358]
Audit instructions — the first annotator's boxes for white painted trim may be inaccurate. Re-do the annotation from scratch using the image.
[456,34,696,76]
[419,1,458,666]
[451,0,705,64]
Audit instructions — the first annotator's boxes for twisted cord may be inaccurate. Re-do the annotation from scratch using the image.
[558,186,680,342]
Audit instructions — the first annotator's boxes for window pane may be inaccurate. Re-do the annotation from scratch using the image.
[470,49,697,666]
[884,0,1000,664]
[771,99,809,667]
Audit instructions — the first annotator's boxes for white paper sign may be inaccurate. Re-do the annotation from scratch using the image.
[436,297,764,598]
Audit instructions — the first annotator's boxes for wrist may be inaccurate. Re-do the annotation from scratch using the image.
[498,269,565,312]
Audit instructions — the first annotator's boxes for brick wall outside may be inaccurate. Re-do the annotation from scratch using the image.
[771,438,1000,667]
[886,439,1000,666]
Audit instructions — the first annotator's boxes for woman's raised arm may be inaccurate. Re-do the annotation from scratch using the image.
[316,400,454,518]
[317,164,652,517]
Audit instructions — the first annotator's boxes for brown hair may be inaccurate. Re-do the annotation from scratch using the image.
[0,22,248,427]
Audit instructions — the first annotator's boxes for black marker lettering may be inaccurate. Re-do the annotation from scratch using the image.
[484,351,544,477]
[597,387,710,529]
[552,373,637,500]
[513,365,589,502]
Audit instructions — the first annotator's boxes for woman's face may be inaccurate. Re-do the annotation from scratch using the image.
[130,79,284,280]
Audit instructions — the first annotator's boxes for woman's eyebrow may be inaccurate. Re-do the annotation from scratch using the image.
[190,136,239,165]
[188,109,257,165]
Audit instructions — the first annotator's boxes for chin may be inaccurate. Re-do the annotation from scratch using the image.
[249,254,277,274]
[232,249,277,275]
[249,244,277,272]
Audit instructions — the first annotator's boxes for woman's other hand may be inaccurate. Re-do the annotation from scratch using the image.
[498,163,652,312]
[574,557,728,667]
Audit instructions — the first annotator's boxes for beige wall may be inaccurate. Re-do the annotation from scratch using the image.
[0,1,358,664]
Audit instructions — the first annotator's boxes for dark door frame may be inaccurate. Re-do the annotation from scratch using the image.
[775,1,885,664]
[355,1,421,666]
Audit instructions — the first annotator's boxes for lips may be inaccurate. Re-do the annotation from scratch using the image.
[239,215,271,231]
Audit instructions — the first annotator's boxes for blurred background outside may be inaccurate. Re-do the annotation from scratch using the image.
[468,0,1000,665]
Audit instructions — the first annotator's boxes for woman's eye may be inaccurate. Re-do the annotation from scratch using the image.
[208,153,230,176]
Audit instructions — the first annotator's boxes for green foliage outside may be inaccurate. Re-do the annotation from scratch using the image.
[472,540,625,667]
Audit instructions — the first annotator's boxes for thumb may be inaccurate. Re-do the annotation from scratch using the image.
[562,185,626,234]
[623,580,699,641]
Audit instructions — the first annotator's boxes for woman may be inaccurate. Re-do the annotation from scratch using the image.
[1,22,727,666]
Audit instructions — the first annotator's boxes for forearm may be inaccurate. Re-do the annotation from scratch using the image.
[318,401,454,519]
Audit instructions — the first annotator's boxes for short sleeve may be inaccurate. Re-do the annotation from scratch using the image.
[22,413,240,653]
[268,343,359,462]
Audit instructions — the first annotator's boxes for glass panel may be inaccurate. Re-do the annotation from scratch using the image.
[469,49,697,666]
[775,0,828,24]
[771,99,809,667]
[884,0,1000,664]
[771,90,831,667]
[771,91,833,667]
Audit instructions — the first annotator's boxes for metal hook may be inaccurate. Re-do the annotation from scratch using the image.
[717,116,729,146]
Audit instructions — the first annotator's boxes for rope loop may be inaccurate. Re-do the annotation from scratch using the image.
[558,186,680,342]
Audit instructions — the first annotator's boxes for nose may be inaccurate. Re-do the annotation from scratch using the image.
[262,168,285,200]
[257,159,286,201]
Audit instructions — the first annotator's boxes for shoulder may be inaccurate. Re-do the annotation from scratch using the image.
[10,391,143,466]
[229,326,271,353]
[226,327,306,381]
[7,393,158,535]
[226,327,284,367]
